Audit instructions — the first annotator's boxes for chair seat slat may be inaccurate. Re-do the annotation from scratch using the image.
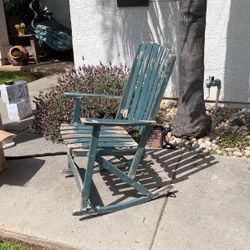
[60,42,176,216]
[61,129,128,136]
[61,133,131,139]
[60,124,124,131]
[64,137,135,144]
[67,141,137,149]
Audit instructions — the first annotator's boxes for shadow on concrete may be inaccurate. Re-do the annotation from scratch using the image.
[148,149,218,184]
[4,117,42,145]
[0,158,44,187]
[95,149,218,206]
[3,117,33,133]
[100,156,171,203]
[12,132,42,145]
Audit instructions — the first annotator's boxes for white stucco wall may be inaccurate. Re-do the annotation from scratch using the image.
[69,0,250,105]
[40,0,71,29]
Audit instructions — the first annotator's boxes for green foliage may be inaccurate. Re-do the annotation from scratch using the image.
[0,71,44,84]
[33,62,128,142]
[11,48,21,58]
[3,0,20,15]
[219,131,250,150]
[0,241,30,250]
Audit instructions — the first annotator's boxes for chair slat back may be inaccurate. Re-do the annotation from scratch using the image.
[116,42,176,134]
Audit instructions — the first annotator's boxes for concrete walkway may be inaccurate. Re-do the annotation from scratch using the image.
[0,77,249,249]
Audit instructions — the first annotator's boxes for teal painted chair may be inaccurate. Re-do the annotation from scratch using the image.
[60,42,176,216]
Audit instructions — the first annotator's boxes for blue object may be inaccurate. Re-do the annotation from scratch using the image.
[60,42,176,216]
[27,19,72,51]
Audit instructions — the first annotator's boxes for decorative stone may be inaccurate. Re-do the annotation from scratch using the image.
[233,151,243,157]
[158,102,249,158]
[243,150,250,157]
[203,149,210,154]
[192,143,199,149]
[199,143,207,149]
[198,138,204,144]
[224,147,238,152]
[203,136,211,141]
[216,150,223,155]
[169,140,177,146]
[212,144,219,149]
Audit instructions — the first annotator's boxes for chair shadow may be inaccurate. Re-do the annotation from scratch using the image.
[99,156,171,205]
[0,158,45,187]
[147,148,218,184]
[98,148,218,205]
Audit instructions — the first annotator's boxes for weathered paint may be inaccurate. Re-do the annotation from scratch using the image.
[60,42,176,215]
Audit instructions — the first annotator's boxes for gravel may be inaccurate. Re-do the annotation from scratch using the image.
[153,101,250,158]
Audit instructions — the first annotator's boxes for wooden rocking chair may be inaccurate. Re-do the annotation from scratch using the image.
[60,42,176,216]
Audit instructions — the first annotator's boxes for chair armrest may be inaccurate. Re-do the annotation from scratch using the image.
[80,118,156,126]
[64,92,122,99]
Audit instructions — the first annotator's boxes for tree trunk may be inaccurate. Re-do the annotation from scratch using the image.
[172,0,211,138]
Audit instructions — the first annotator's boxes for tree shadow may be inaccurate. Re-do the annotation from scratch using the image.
[98,1,179,97]
[224,0,250,104]
[0,158,44,187]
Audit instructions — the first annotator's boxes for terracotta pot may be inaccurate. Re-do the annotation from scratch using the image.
[7,45,29,66]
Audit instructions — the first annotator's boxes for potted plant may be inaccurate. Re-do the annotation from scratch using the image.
[7,45,29,66]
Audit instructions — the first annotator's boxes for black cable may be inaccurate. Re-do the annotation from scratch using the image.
[5,151,67,160]
[5,124,176,160]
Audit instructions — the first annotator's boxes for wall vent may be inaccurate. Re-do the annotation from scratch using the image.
[117,0,149,7]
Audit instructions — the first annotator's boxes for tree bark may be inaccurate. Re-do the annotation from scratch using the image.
[172,0,211,138]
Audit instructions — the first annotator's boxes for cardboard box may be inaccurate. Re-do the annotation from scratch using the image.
[7,99,32,121]
[0,130,15,173]
[0,80,29,104]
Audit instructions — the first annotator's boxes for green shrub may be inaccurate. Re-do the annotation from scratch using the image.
[0,241,30,250]
[33,62,128,141]
[219,131,250,150]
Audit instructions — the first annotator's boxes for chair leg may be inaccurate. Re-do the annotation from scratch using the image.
[80,126,101,211]
[61,151,74,177]
[128,126,151,178]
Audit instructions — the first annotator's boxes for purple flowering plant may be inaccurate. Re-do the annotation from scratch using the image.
[33,62,128,141]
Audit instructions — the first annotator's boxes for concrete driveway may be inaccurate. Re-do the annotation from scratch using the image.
[0,76,249,249]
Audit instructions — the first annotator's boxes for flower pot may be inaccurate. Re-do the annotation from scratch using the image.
[7,45,29,66]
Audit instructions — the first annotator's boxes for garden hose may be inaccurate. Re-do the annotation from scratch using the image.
[5,125,176,160]
[5,151,67,160]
